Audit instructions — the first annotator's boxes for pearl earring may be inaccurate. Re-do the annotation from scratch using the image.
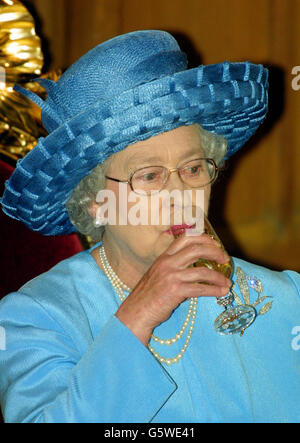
[94,216,103,227]
[94,219,101,227]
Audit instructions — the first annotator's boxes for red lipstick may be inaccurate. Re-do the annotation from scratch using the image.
[165,223,196,236]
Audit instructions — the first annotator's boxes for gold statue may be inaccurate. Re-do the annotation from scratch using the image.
[0,0,61,162]
[0,1,92,247]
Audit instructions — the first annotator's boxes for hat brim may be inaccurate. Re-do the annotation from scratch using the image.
[1,61,268,235]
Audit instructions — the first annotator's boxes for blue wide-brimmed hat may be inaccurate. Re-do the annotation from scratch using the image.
[0,30,268,236]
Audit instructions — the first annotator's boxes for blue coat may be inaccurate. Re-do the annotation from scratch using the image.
[0,241,300,423]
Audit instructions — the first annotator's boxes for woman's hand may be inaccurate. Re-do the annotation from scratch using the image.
[115,233,232,346]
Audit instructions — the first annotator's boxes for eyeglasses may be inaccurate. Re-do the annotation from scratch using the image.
[105,157,219,195]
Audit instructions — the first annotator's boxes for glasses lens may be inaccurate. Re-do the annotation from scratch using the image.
[179,159,216,187]
[131,166,167,194]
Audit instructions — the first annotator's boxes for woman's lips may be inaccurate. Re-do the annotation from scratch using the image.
[164,224,196,235]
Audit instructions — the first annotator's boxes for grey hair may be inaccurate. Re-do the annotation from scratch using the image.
[194,123,228,166]
[65,156,113,243]
[65,124,228,242]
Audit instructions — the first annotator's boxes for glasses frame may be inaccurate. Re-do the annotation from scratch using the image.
[105,157,219,195]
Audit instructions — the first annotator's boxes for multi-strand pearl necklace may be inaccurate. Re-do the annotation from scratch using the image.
[99,244,198,365]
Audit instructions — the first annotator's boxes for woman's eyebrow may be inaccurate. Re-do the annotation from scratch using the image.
[124,155,165,172]
[125,148,203,169]
[132,155,164,164]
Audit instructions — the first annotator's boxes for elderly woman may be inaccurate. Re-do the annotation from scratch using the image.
[0,30,300,423]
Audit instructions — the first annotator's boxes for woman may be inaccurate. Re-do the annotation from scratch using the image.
[0,30,300,423]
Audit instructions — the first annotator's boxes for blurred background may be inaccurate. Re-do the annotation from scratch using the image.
[1,0,300,298]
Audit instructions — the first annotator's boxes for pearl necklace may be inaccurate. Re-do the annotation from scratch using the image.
[99,244,198,365]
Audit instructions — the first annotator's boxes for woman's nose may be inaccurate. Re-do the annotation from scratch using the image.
[164,169,186,192]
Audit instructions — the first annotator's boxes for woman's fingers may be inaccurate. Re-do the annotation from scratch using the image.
[183,281,231,298]
[173,243,229,269]
[165,233,229,265]
[165,233,219,255]
[179,266,232,288]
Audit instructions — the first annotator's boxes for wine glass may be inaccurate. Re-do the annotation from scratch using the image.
[171,215,256,335]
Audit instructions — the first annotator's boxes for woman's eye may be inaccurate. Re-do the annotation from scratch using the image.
[142,173,157,181]
[186,166,201,175]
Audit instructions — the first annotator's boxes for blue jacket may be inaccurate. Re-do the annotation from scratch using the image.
[0,241,300,423]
